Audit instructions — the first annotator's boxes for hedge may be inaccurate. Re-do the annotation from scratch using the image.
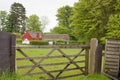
[54,40,67,45]
[16,39,22,45]
[30,40,48,45]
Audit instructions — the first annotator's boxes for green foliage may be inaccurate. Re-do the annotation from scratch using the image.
[13,33,22,38]
[51,0,120,43]
[69,41,84,45]
[16,39,22,45]
[26,14,42,32]
[106,14,120,38]
[51,5,75,40]
[5,14,16,32]
[12,33,22,45]
[51,26,70,34]
[0,11,8,31]
[0,11,14,32]
[54,39,67,45]
[56,5,72,28]
[9,2,26,33]
[69,0,120,43]
[30,40,48,45]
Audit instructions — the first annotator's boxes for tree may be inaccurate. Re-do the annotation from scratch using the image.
[9,2,26,33]
[51,5,75,40]
[105,0,120,38]
[106,14,120,38]
[5,14,16,32]
[26,14,42,32]
[40,16,49,32]
[0,11,8,31]
[71,0,117,43]
[56,5,73,29]
[50,26,70,34]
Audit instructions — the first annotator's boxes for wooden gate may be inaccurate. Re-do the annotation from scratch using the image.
[104,39,120,80]
[16,45,89,80]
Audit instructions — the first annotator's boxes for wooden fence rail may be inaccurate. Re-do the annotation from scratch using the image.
[16,45,90,49]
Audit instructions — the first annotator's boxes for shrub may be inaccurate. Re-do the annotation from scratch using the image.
[30,40,48,45]
[16,39,22,45]
[69,41,81,45]
[54,40,67,45]
[13,33,22,39]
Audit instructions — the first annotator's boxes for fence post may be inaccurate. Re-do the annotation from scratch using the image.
[89,38,102,74]
[0,32,16,73]
[10,34,16,72]
[94,44,102,73]
[85,48,89,75]
[89,38,98,74]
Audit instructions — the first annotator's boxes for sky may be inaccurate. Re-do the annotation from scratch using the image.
[0,0,79,32]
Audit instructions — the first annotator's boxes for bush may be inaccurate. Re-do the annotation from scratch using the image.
[13,33,22,39]
[54,40,67,45]
[30,40,48,45]
[16,39,22,45]
[69,41,81,45]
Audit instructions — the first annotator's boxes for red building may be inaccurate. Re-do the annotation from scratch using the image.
[21,31,42,41]
[21,31,70,44]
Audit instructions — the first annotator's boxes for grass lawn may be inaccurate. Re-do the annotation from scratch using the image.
[14,48,109,80]
[0,73,109,80]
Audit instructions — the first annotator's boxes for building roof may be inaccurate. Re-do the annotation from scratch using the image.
[22,31,70,41]
[42,34,69,41]
[29,32,41,38]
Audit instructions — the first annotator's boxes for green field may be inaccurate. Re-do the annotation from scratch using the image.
[16,48,85,79]
[0,48,109,80]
